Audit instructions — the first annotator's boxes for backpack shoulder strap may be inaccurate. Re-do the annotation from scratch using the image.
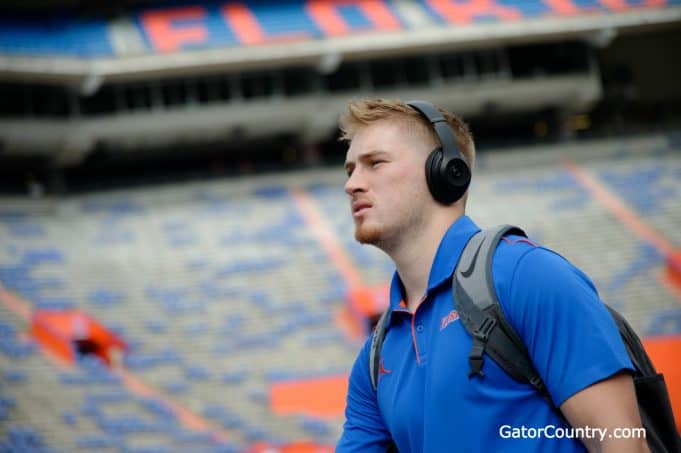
[453,225,550,398]
[370,308,391,392]
[604,304,656,376]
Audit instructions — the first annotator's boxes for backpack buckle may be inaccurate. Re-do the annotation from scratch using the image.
[529,375,543,390]
[468,316,497,378]
[473,316,497,342]
[468,339,486,378]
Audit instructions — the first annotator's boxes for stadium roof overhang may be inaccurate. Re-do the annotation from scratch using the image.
[0,74,603,164]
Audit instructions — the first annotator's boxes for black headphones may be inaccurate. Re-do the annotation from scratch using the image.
[407,100,471,205]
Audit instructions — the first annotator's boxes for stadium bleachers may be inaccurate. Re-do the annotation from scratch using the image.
[1,133,680,451]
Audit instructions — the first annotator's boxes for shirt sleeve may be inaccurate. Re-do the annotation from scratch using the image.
[497,246,634,407]
[336,337,393,452]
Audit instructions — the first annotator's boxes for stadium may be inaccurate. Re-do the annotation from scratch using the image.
[0,0,680,451]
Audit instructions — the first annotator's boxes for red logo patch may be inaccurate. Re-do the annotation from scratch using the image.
[440,310,459,331]
[379,358,391,378]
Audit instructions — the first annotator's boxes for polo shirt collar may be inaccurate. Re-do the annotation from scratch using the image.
[388,215,480,313]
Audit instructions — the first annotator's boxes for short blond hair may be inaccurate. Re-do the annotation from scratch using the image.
[339,98,475,169]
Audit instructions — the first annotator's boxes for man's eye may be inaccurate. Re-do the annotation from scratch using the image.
[371,160,385,167]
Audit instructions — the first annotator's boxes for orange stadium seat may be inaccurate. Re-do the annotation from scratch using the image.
[643,336,681,432]
[667,250,681,289]
[270,374,348,419]
[30,309,127,366]
[246,440,333,453]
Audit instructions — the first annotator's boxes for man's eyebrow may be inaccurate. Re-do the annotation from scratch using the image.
[345,150,390,169]
[362,150,389,158]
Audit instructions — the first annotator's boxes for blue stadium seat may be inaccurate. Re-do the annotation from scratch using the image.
[162,381,188,395]
[252,185,288,200]
[304,331,345,346]
[606,243,663,294]
[0,322,36,359]
[243,425,267,442]
[172,430,212,444]
[210,442,241,453]
[300,417,332,437]
[145,320,167,334]
[81,199,144,216]
[60,359,122,386]
[22,249,64,264]
[221,369,249,385]
[88,288,124,307]
[6,221,46,237]
[61,410,77,426]
[185,365,211,381]
[646,308,681,336]
[124,348,181,371]
[3,369,28,383]
[34,296,75,310]
[76,435,122,449]
[248,390,268,405]
[0,396,16,421]
[0,426,53,453]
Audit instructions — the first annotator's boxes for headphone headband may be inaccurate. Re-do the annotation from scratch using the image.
[406,100,471,205]
[406,100,467,167]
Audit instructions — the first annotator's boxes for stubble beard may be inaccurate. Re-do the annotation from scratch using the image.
[354,220,382,245]
[353,209,422,253]
[352,186,431,252]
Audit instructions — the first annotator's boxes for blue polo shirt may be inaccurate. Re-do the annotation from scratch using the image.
[337,216,633,452]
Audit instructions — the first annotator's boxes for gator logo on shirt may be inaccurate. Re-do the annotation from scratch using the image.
[440,309,459,331]
[378,358,391,380]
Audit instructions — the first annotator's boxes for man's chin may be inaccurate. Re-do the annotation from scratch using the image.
[354,225,382,245]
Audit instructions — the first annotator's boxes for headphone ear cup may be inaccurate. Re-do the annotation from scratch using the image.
[426,148,471,205]
[425,148,444,203]
[444,158,471,191]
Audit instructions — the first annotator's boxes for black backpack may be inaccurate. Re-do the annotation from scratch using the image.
[370,225,681,453]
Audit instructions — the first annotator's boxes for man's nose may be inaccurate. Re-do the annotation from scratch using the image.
[344,167,366,196]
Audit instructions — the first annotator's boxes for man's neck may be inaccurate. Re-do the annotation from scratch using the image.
[388,211,464,312]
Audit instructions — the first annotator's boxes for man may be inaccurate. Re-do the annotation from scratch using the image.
[336,99,648,452]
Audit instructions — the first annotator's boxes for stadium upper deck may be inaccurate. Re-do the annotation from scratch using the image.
[1,0,680,173]
[1,0,680,82]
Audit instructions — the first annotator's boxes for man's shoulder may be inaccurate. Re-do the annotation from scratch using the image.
[492,232,543,271]
[490,230,600,324]
[492,232,573,271]
[490,232,590,304]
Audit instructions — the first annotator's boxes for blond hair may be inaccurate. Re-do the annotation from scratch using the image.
[339,98,475,169]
